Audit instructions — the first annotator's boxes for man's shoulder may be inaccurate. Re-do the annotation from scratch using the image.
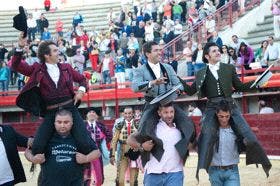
[115,120,125,130]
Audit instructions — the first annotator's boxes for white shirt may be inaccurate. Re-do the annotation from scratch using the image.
[263,43,280,61]
[27,17,37,28]
[102,58,110,72]
[145,119,183,174]
[46,63,60,87]
[0,137,14,184]
[148,61,161,79]
[208,62,220,80]
[260,107,274,114]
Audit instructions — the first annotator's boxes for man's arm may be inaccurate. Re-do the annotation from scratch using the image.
[178,76,197,96]
[231,65,255,91]
[127,132,154,152]
[76,149,101,164]
[24,148,45,164]
[109,129,121,165]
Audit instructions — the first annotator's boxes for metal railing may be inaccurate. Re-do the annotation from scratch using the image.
[161,0,262,61]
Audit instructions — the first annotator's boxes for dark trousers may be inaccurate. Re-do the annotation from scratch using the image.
[0,181,14,186]
[32,105,96,155]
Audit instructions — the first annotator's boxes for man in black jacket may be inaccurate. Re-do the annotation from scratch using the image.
[0,125,32,185]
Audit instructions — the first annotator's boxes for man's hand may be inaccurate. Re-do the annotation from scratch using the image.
[76,152,88,164]
[151,77,168,86]
[18,32,27,48]
[142,140,154,152]
[110,157,115,165]
[27,138,34,148]
[74,91,84,105]
[25,149,46,164]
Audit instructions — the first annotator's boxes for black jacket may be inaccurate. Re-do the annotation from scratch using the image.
[0,125,28,184]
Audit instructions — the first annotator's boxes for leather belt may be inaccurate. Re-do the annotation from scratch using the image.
[208,97,233,103]
[211,164,236,170]
[46,99,73,110]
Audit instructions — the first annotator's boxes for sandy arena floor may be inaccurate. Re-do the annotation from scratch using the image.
[18,153,280,186]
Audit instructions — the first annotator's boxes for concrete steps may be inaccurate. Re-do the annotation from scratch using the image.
[244,14,280,49]
[0,1,122,46]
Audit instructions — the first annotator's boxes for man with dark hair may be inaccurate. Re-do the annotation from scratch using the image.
[25,109,100,186]
[127,103,192,186]
[11,33,96,157]
[179,42,272,179]
[110,106,139,186]
[208,100,269,185]
[131,41,195,173]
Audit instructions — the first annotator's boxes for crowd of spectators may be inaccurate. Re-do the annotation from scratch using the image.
[0,0,279,94]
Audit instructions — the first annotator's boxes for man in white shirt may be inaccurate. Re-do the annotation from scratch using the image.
[263,36,280,66]
[127,103,193,186]
[259,100,275,114]
[27,13,37,41]
[0,125,32,185]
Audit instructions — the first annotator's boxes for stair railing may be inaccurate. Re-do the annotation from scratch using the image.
[161,0,262,62]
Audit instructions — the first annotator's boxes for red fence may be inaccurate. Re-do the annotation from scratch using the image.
[5,112,280,155]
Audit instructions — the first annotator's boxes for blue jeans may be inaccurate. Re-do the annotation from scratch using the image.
[144,171,184,186]
[187,61,194,77]
[208,165,240,186]
[0,80,8,92]
[102,70,111,84]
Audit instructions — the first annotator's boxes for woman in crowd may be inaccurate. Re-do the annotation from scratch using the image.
[254,40,268,68]
[238,42,254,70]
[220,44,230,64]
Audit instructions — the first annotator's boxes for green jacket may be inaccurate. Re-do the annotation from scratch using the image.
[180,63,255,98]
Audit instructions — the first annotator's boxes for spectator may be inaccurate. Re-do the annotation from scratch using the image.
[163,2,172,19]
[172,1,183,21]
[127,33,139,52]
[209,31,223,48]
[0,62,9,95]
[144,20,154,42]
[187,102,202,116]
[158,1,165,25]
[118,32,129,57]
[259,100,275,114]
[38,13,49,37]
[41,27,51,41]
[73,12,83,28]
[27,13,37,41]
[55,18,64,37]
[100,50,114,85]
[205,14,216,35]
[0,43,8,62]
[179,0,188,24]
[121,20,132,36]
[151,0,158,22]
[17,73,25,90]
[108,35,119,55]
[88,38,99,71]
[73,47,85,74]
[32,8,41,34]
[126,46,139,81]
[115,49,126,88]
[0,124,32,185]
[230,35,248,55]
[238,42,254,70]
[255,40,269,68]
[220,45,230,64]
[183,40,194,77]
[271,0,280,38]
[132,20,145,50]
[263,36,280,67]
[192,43,205,72]
[44,0,51,11]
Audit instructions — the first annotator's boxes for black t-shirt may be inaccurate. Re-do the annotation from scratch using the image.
[40,133,84,186]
